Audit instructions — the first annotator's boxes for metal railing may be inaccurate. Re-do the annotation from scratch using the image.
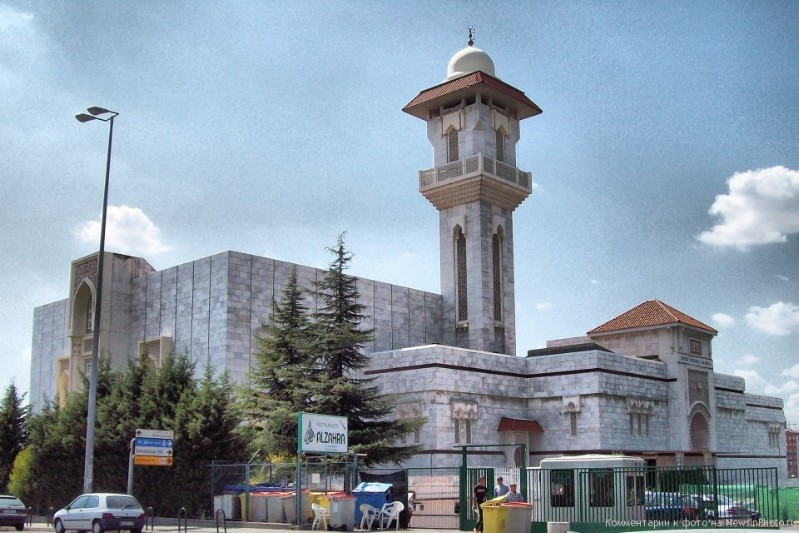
[418,153,532,191]
[215,508,227,533]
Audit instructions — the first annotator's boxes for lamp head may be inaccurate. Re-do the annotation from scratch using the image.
[75,113,97,123]
[87,106,110,116]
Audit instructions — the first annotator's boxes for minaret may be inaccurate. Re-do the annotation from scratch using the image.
[403,32,541,355]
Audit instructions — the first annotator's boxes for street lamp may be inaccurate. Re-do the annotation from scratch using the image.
[75,106,118,494]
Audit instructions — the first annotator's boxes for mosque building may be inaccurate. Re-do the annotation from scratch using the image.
[29,37,787,477]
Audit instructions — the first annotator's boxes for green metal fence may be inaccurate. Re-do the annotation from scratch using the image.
[526,465,780,531]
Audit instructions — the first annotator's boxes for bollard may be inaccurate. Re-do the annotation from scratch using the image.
[145,507,154,531]
[26,507,32,527]
[215,508,227,533]
[177,507,188,533]
[47,507,54,527]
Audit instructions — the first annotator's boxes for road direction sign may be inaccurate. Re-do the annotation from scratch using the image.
[135,446,173,456]
[135,437,173,448]
[136,428,174,439]
[134,456,173,467]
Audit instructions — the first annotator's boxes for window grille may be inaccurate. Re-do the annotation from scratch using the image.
[456,228,468,321]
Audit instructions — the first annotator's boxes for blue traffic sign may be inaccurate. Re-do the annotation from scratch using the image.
[135,437,173,448]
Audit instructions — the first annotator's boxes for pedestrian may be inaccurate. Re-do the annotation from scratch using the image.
[495,477,509,497]
[473,476,488,533]
[505,483,525,503]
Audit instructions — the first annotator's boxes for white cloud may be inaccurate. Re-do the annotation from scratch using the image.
[765,380,799,397]
[786,393,799,427]
[697,166,799,250]
[75,205,171,256]
[711,312,735,328]
[777,274,790,282]
[536,302,553,311]
[744,301,799,336]
[738,353,759,365]
[783,364,799,379]
[734,368,799,425]
[733,369,767,391]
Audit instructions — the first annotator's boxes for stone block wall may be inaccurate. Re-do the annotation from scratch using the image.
[30,299,69,407]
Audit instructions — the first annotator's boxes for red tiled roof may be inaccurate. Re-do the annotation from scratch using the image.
[403,71,542,120]
[497,417,543,433]
[587,300,718,335]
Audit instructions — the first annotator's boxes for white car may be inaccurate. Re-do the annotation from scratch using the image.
[53,493,145,533]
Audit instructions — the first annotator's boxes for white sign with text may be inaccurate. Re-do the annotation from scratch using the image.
[298,413,348,454]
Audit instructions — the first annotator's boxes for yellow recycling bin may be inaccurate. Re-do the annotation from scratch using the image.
[480,495,510,533]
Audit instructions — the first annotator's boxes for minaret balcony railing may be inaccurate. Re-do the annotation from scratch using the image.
[419,153,532,191]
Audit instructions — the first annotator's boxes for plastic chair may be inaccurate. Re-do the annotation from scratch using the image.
[377,501,404,531]
[359,503,380,530]
[311,502,330,530]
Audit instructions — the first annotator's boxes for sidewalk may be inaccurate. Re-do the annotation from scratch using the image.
[19,520,461,533]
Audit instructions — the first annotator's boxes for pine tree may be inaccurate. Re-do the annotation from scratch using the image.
[0,383,28,492]
[309,234,424,465]
[171,365,245,517]
[240,267,315,459]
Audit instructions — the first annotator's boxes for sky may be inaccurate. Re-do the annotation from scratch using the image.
[1,1,798,423]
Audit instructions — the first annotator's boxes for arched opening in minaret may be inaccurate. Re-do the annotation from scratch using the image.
[447,127,459,163]
[454,225,467,323]
[495,127,506,163]
[493,225,504,322]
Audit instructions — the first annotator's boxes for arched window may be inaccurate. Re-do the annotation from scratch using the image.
[455,226,467,321]
[493,227,503,322]
[496,128,505,163]
[447,127,459,163]
[85,298,94,333]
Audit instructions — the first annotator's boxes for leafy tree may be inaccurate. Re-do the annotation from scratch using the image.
[0,383,29,492]
[240,268,315,459]
[308,234,424,465]
[7,447,32,498]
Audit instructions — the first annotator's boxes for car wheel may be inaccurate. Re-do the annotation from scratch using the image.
[92,521,103,533]
[131,528,142,533]
[54,519,65,533]
[15,525,24,531]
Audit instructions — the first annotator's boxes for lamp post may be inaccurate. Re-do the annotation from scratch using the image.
[75,106,118,493]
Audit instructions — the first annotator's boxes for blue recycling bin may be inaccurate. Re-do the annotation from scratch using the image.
[353,482,393,526]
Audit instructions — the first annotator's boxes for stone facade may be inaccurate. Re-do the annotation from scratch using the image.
[30,250,442,408]
[28,40,788,480]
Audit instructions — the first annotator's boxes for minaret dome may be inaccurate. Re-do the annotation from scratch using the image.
[446,45,496,80]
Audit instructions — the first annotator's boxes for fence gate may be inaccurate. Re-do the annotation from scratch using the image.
[458,467,494,532]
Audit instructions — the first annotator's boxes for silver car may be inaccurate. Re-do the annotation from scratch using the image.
[53,493,144,533]
[0,495,27,531]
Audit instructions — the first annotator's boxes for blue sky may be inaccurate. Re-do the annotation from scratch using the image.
[2,1,798,423]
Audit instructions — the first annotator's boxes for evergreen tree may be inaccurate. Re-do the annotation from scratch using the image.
[171,365,245,517]
[0,383,29,492]
[309,234,424,465]
[240,268,315,459]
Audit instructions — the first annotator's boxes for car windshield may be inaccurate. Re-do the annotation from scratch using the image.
[106,495,142,510]
[0,496,24,506]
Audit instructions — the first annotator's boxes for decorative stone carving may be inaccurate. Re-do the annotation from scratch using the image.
[451,400,478,420]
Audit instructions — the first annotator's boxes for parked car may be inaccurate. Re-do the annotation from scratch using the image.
[644,492,703,521]
[0,495,27,531]
[702,494,760,520]
[53,493,145,533]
